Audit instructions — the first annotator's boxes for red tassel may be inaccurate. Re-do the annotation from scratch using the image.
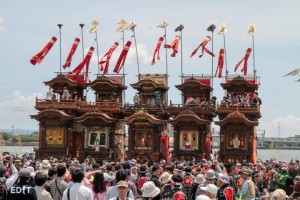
[190,36,215,58]
[99,42,119,74]
[113,41,132,74]
[164,35,180,57]
[30,36,57,65]
[214,49,225,78]
[151,37,164,65]
[63,38,80,69]
[234,48,252,75]
[69,47,94,83]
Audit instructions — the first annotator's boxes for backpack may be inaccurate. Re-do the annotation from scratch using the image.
[0,180,7,200]
[173,191,185,200]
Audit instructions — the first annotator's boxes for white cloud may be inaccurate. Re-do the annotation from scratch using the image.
[259,115,300,137]
[127,43,153,65]
[0,91,41,130]
[0,17,5,32]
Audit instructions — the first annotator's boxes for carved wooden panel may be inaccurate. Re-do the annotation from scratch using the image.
[45,127,64,147]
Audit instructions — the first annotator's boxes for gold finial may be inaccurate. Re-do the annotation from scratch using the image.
[87,20,99,33]
[118,19,127,26]
[115,19,128,32]
[157,21,169,28]
[92,20,99,26]
[247,24,256,35]
[126,21,137,31]
[218,24,227,35]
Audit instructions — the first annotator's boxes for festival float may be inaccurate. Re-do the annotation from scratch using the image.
[30,20,261,164]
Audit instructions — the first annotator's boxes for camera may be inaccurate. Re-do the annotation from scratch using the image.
[6,156,11,160]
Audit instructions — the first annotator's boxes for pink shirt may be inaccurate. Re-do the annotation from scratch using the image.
[83,177,108,200]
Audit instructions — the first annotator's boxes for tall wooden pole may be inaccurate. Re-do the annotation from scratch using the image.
[58,24,63,73]
[157,21,169,104]
[79,24,85,61]
[207,24,216,96]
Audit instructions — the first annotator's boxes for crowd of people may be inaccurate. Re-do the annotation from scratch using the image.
[220,92,262,108]
[1,151,300,200]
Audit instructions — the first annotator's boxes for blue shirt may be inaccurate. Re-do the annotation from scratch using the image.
[238,179,255,200]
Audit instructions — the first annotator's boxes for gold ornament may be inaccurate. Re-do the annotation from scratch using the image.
[218,24,227,35]
[157,21,169,28]
[247,24,256,35]
[115,19,128,32]
[126,22,137,31]
[87,20,99,33]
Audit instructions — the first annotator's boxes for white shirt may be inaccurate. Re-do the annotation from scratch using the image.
[62,182,93,200]
[35,186,53,200]
[105,186,134,200]
[109,197,133,200]
[0,163,18,189]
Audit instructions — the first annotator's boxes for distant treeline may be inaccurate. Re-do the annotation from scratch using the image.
[0,132,39,143]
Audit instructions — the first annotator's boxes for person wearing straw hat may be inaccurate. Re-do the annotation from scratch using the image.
[269,188,287,200]
[237,167,255,200]
[192,174,206,200]
[141,181,161,200]
[195,169,216,196]
[109,181,133,200]
[40,160,51,175]
[201,183,218,200]
[196,194,210,200]
[160,172,172,199]
[105,170,134,200]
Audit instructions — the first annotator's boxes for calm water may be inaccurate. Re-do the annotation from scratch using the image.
[256,149,300,162]
[1,146,300,162]
[212,148,300,162]
[0,146,36,156]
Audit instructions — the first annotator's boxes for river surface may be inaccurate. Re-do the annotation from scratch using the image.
[1,146,300,162]
[212,148,300,162]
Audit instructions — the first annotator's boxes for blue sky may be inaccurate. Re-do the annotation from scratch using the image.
[0,0,300,137]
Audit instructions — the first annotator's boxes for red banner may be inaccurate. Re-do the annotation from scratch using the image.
[63,38,80,69]
[164,35,180,57]
[30,36,57,65]
[190,36,215,58]
[113,41,132,74]
[214,49,225,78]
[151,36,164,65]
[69,47,94,83]
[100,42,119,74]
[234,48,252,75]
